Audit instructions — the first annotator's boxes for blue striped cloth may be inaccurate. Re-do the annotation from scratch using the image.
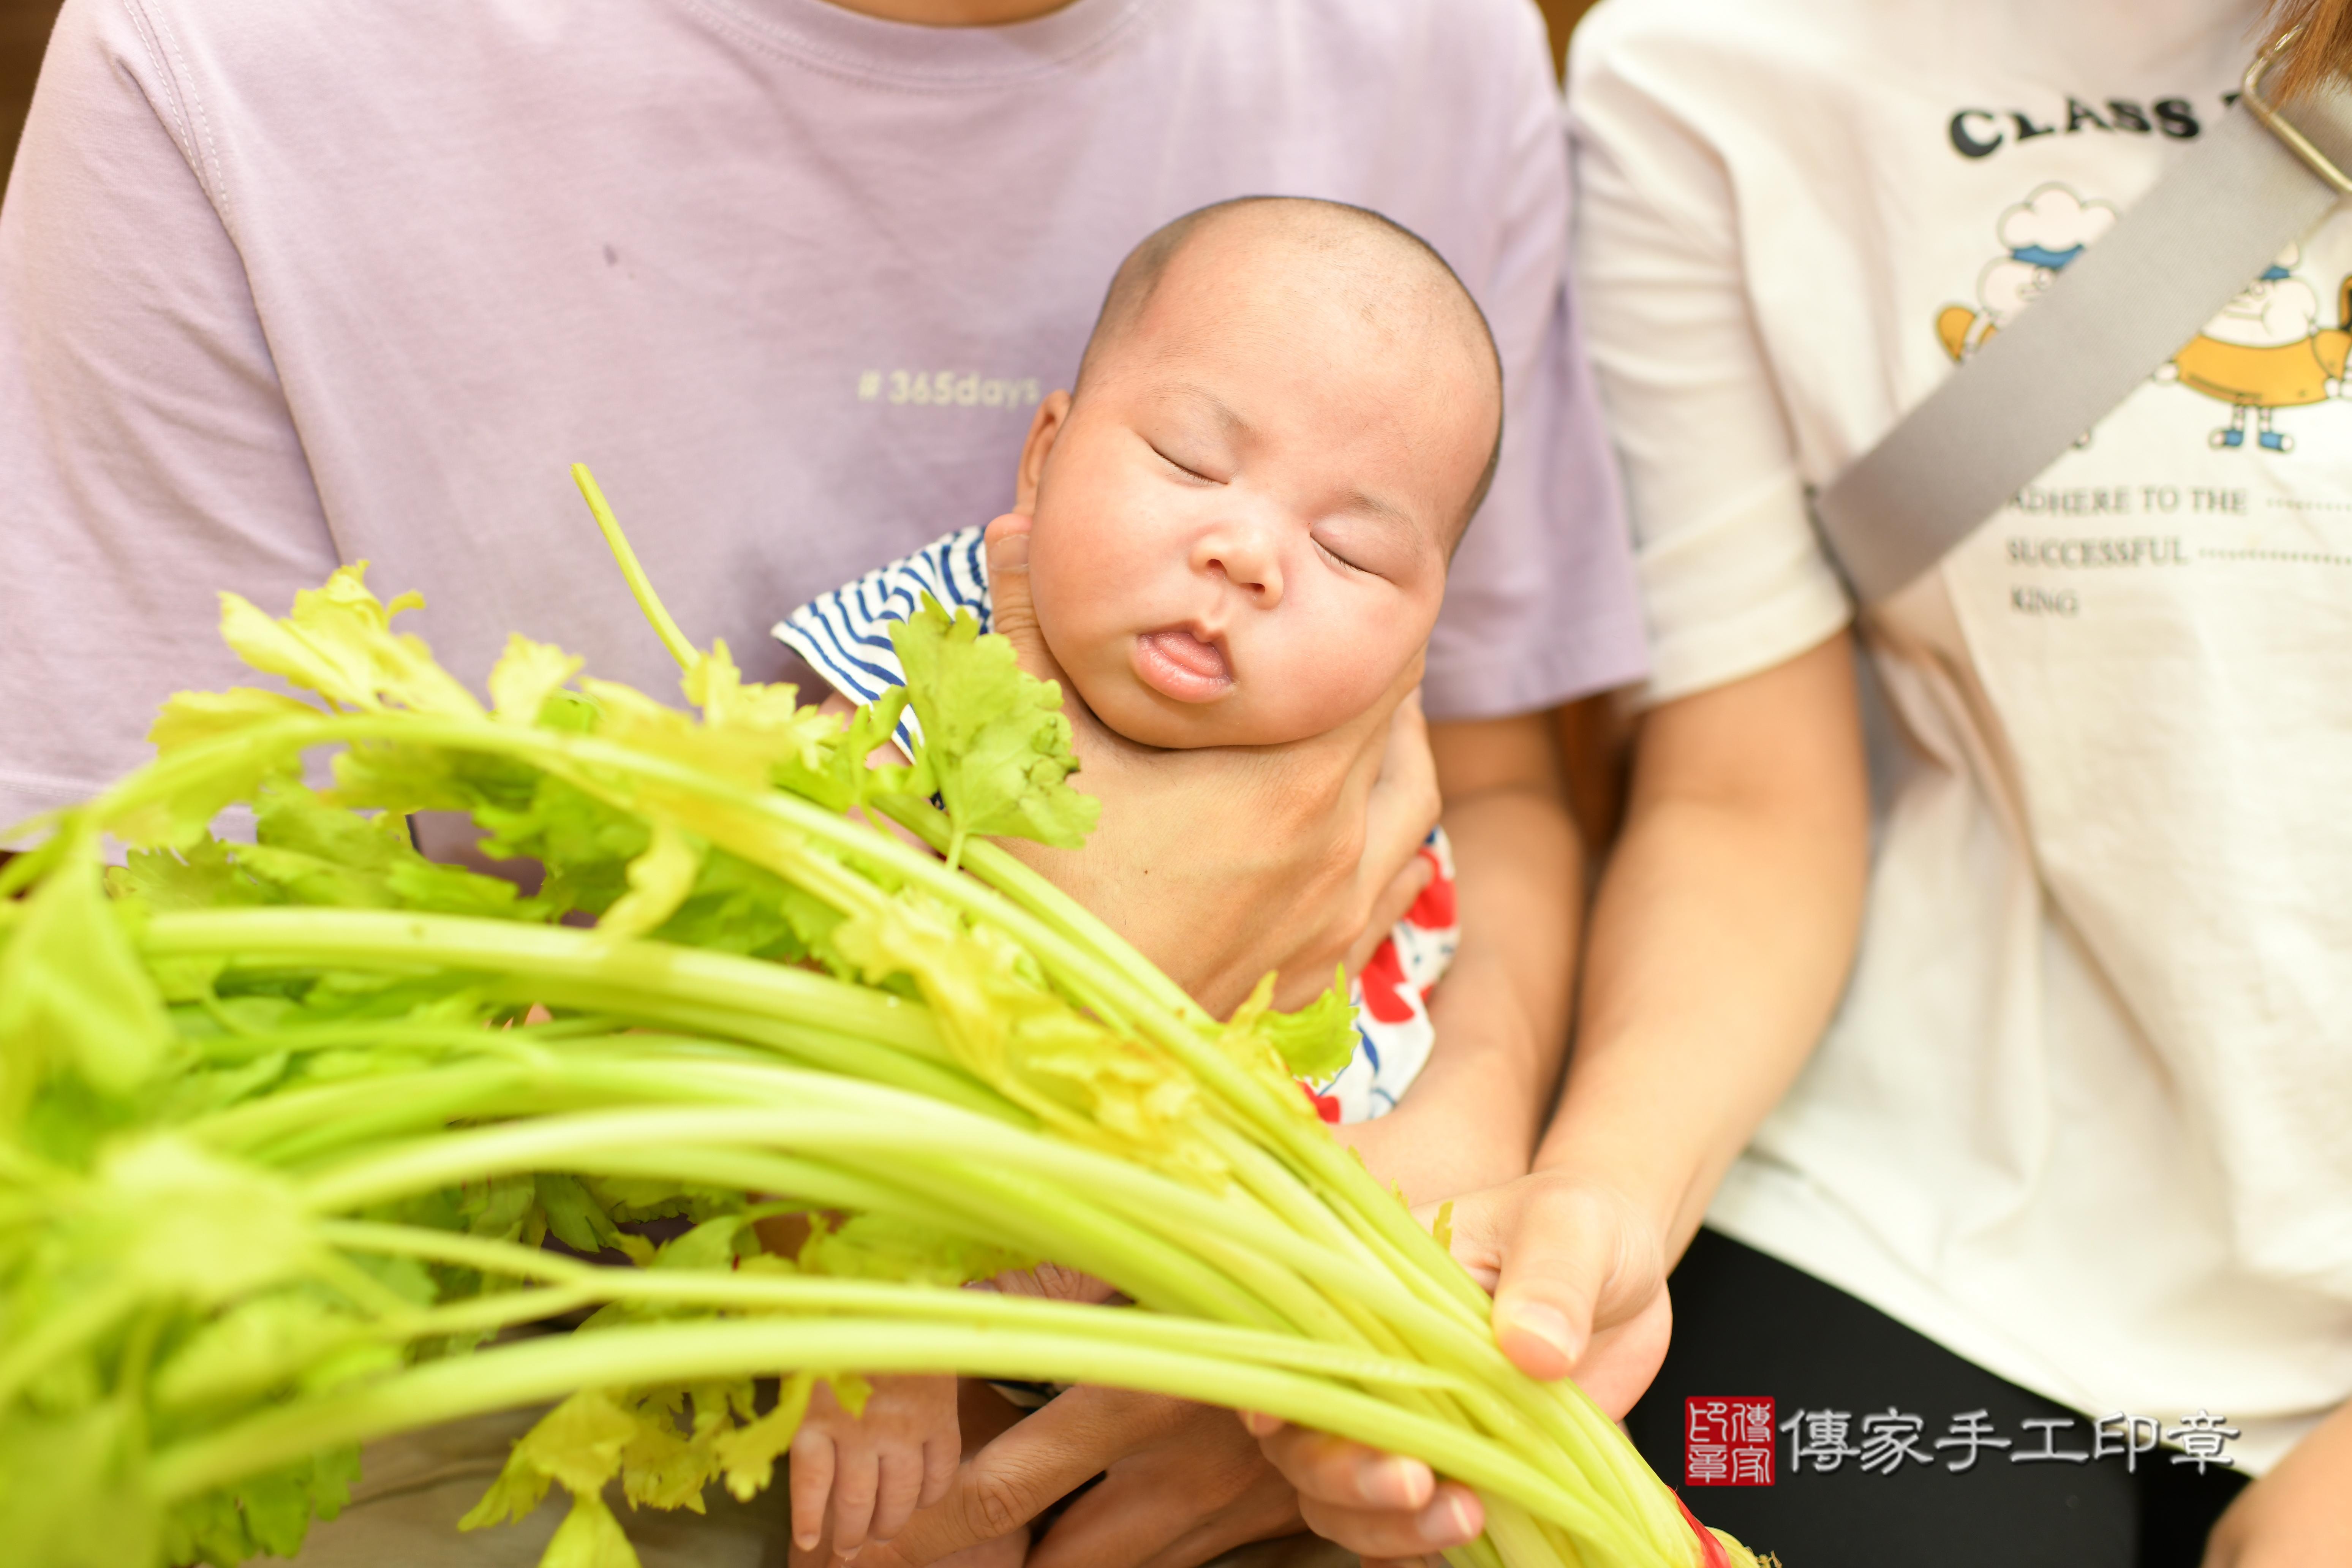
[770,524,991,757]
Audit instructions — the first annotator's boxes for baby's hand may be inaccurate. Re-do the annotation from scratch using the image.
[789,1373,960,1560]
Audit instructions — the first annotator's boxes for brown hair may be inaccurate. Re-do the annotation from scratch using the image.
[2259,0,2352,98]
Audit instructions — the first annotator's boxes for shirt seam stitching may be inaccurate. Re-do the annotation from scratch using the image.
[120,0,233,237]
[112,0,189,156]
[667,0,1157,93]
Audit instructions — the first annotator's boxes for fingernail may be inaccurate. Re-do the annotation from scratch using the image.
[1240,1410,1279,1436]
[1440,1492,1480,1541]
[1505,1302,1577,1363]
[1369,1454,1433,1508]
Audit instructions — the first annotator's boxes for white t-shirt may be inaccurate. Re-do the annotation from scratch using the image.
[1572,0,2352,1471]
[0,0,1647,844]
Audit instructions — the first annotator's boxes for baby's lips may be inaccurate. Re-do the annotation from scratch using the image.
[1143,626,1228,678]
[1132,627,1233,702]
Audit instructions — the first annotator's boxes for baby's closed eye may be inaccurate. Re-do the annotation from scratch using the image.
[1146,438,1226,485]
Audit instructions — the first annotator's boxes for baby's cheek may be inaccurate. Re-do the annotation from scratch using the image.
[1027,484,1141,607]
[1036,613,1130,718]
[1025,522,1131,641]
[1257,625,1407,737]
[1293,664,1387,733]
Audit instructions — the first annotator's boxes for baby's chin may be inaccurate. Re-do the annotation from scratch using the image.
[1074,672,1313,751]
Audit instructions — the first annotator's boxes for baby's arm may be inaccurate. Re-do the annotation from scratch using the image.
[788,1373,960,1559]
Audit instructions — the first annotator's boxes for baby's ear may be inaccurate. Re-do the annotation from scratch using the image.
[1014,389,1074,512]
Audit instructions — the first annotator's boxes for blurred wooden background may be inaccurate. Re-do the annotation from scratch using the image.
[1,0,59,183]
[0,0,1598,188]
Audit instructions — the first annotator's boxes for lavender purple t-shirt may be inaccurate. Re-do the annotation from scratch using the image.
[0,0,1644,838]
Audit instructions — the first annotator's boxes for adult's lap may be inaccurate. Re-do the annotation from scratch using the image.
[267,1407,1358,1568]
[264,1406,792,1568]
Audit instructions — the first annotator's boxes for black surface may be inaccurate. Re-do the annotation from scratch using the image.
[1626,1230,2246,1568]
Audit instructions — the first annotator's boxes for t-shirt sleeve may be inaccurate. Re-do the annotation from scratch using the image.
[1566,11,1852,707]
[1419,0,1648,722]
[0,0,340,842]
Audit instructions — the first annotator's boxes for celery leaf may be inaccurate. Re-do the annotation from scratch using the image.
[218,565,482,718]
[461,1389,636,1530]
[489,634,585,726]
[1222,972,1359,1083]
[0,845,175,1113]
[712,1372,814,1502]
[539,1492,642,1568]
[889,597,1097,868]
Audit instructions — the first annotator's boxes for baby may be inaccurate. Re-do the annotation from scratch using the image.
[771,195,1503,1562]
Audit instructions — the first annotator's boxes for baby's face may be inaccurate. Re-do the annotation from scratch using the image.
[1019,234,1495,750]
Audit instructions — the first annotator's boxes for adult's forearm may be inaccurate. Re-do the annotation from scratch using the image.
[1340,713,1580,1206]
[1537,634,1869,1261]
[2204,1397,2352,1566]
[1242,647,1867,1551]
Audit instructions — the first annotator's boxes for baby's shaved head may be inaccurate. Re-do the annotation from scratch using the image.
[1076,197,1506,536]
[1018,198,1506,750]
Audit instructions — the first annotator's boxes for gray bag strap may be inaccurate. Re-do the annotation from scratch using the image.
[1815,38,2352,605]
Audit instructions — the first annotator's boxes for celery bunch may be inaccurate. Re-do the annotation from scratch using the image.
[0,471,1754,1568]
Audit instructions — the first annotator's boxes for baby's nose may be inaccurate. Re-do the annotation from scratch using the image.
[1199,542,1283,606]
[1193,519,1284,606]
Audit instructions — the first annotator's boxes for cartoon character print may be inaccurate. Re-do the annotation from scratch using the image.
[1936,183,2352,454]
[1936,183,2117,359]
[2154,243,2352,453]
